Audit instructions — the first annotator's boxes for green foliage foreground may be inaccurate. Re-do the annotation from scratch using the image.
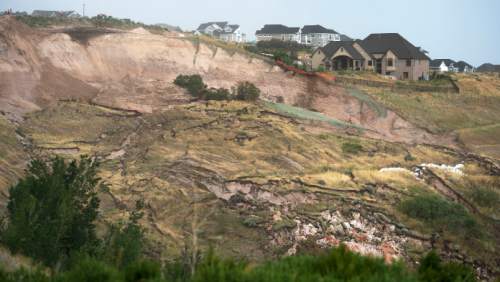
[0,247,476,282]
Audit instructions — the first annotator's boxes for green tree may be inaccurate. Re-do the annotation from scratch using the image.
[174,75,207,98]
[2,156,103,267]
[100,200,145,269]
[235,82,260,102]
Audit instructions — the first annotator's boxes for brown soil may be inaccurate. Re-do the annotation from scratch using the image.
[0,16,453,146]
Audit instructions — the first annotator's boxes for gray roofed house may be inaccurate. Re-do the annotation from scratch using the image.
[312,33,430,80]
[301,25,337,34]
[195,21,244,43]
[359,33,429,60]
[256,24,300,35]
[320,41,364,60]
[430,59,458,73]
[255,24,301,43]
[455,61,475,73]
[300,25,344,48]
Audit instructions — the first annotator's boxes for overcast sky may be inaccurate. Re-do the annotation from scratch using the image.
[2,0,499,66]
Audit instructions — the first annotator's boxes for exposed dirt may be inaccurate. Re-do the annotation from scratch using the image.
[1,16,453,146]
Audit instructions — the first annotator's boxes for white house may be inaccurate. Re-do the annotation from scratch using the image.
[430,59,459,73]
[255,24,301,43]
[300,25,341,47]
[196,22,245,43]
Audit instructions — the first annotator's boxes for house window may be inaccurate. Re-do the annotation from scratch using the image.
[387,58,393,67]
[406,59,411,67]
[368,60,373,66]
[403,72,409,79]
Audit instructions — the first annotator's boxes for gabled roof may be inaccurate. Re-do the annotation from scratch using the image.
[340,34,353,41]
[197,21,228,31]
[320,41,364,60]
[430,59,456,68]
[256,24,300,35]
[301,25,337,34]
[455,61,474,72]
[359,33,429,60]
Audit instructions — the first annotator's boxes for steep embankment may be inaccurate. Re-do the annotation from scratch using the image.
[1,16,449,145]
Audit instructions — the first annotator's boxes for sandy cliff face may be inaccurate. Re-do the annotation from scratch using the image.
[0,16,449,144]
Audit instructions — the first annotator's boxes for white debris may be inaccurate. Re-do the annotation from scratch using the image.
[420,163,465,176]
[379,167,413,173]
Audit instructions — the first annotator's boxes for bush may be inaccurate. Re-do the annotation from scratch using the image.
[235,82,260,102]
[400,195,478,235]
[2,156,102,267]
[59,257,120,282]
[0,246,478,282]
[203,88,231,101]
[174,74,207,98]
[124,260,161,282]
[418,251,476,282]
[341,142,363,155]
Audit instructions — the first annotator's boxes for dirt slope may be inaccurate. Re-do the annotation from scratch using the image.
[0,16,450,145]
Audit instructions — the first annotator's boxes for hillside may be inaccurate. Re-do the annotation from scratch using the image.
[0,16,499,279]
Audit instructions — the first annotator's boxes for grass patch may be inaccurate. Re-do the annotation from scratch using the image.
[400,195,479,237]
[469,186,500,208]
[346,88,387,118]
[265,102,364,131]
[341,142,363,155]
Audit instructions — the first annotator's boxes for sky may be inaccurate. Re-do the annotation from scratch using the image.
[1,0,499,66]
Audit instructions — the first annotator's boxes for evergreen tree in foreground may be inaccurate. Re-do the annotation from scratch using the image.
[2,156,103,267]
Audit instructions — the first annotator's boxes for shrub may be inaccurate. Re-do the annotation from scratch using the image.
[235,82,260,102]
[59,257,120,282]
[174,75,206,98]
[2,156,102,267]
[203,88,231,101]
[418,251,476,282]
[124,260,161,282]
[341,142,363,155]
[400,195,478,235]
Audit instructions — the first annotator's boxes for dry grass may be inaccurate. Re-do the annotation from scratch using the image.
[9,100,499,264]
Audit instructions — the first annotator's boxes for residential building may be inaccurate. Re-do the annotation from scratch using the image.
[195,21,245,43]
[255,24,301,43]
[301,25,341,47]
[430,59,458,73]
[456,61,475,73]
[312,33,430,80]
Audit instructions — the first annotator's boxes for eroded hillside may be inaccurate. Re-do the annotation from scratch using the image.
[1,16,451,145]
[0,16,499,279]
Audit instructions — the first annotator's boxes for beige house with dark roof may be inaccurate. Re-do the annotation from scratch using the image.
[312,33,430,80]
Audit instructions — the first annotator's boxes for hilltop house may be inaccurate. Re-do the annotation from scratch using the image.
[312,33,430,80]
[301,25,341,47]
[430,59,459,73]
[32,10,80,18]
[195,21,244,43]
[456,61,475,73]
[255,24,301,43]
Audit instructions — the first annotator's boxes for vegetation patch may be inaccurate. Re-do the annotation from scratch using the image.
[174,74,260,102]
[265,101,364,131]
[399,195,478,236]
[341,142,363,155]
